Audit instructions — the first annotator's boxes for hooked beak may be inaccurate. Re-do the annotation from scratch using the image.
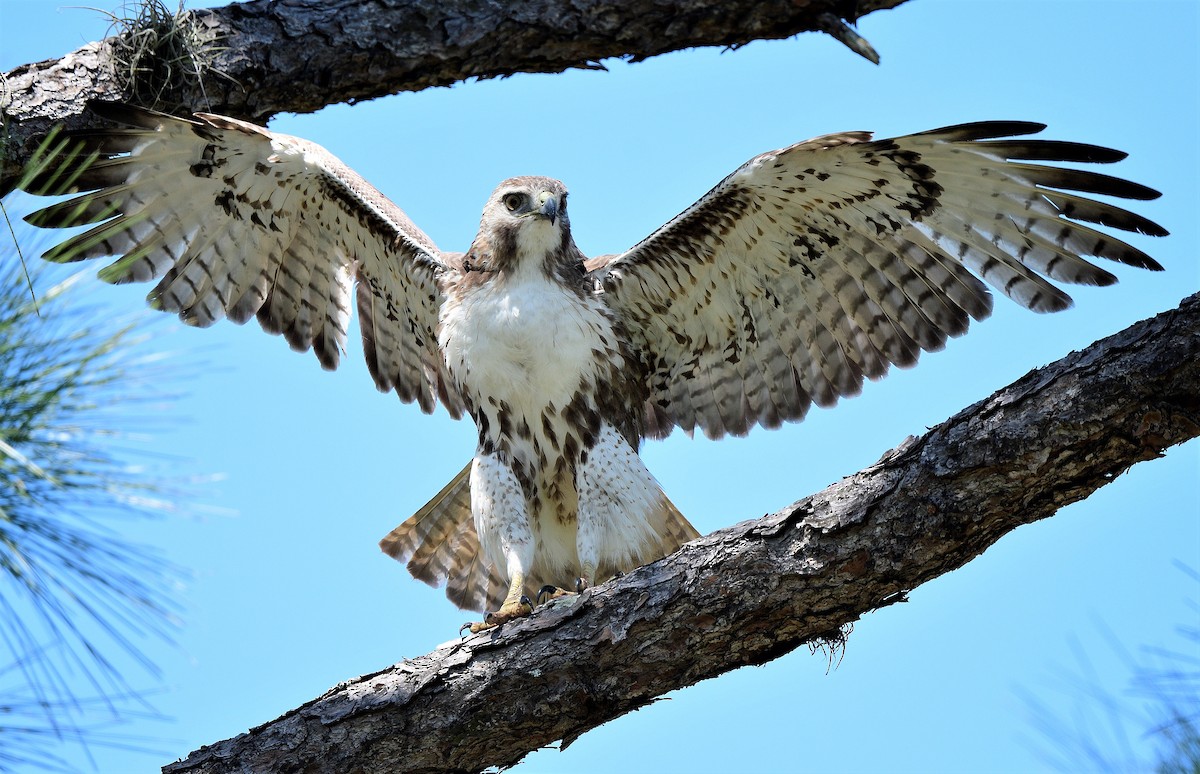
[535,190,558,225]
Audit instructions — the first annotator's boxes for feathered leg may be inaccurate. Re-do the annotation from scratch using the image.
[537,424,699,606]
[462,454,535,633]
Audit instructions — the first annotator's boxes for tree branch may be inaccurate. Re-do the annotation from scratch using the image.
[0,0,907,188]
[163,296,1200,773]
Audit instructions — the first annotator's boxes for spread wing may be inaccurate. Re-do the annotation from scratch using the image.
[590,121,1167,440]
[21,101,464,417]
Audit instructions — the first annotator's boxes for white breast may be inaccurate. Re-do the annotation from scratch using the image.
[440,268,613,428]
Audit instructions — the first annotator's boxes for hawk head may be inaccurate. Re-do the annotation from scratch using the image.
[464,176,574,276]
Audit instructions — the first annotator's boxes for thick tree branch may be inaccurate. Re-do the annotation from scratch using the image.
[0,0,907,188]
[163,296,1200,774]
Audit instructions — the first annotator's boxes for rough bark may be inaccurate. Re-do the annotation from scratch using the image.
[0,0,907,188]
[162,296,1200,773]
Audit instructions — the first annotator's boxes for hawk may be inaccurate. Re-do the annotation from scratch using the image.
[21,102,1166,631]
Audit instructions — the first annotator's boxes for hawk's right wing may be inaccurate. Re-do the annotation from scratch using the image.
[22,102,465,417]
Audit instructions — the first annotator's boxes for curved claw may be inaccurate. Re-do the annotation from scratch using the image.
[536,585,560,606]
[460,614,499,636]
[460,595,536,636]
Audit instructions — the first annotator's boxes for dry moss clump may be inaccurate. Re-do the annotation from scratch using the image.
[106,0,226,111]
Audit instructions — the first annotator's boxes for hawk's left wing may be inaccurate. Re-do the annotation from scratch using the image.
[590,122,1167,440]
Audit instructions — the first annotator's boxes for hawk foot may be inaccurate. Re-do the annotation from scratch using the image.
[535,578,590,606]
[460,595,533,635]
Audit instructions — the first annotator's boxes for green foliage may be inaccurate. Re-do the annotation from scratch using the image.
[0,263,188,770]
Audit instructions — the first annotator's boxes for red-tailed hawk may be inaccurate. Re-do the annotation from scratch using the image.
[21,102,1166,632]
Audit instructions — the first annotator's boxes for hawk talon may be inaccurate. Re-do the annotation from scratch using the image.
[462,594,534,634]
[536,584,561,606]
[537,578,591,606]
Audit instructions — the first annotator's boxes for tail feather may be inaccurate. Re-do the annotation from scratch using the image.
[446,540,507,614]
[636,493,700,570]
[592,487,701,585]
[404,467,473,584]
[378,463,467,571]
[381,461,702,614]
[662,496,702,548]
[379,462,504,612]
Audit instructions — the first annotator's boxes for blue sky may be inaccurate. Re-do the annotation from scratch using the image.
[1,1,1197,771]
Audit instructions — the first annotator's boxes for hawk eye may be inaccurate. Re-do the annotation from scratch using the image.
[502,193,524,212]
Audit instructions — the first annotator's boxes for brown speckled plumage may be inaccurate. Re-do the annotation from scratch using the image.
[22,104,1166,613]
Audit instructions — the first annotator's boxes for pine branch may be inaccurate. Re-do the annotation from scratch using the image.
[162,295,1200,773]
[1,0,908,189]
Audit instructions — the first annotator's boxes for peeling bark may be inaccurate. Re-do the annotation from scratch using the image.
[0,0,907,187]
[163,296,1200,774]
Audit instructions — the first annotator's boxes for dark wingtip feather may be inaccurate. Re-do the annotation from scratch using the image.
[85,99,182,128]
[980,139,1129,164]
[283,327,312,354]
[1046,193,1169,237]
[64,129,155,155]
[916,121,1046,141]
[254,301,284,335]
[1028,290,1074,314]
[38,222,116,262]
[315,345,340,372]
[1015,163,1163,201]
[20,156,94,197]
[1119,250,1165,272]
[39,244,74,263]
[24,194,121,228]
